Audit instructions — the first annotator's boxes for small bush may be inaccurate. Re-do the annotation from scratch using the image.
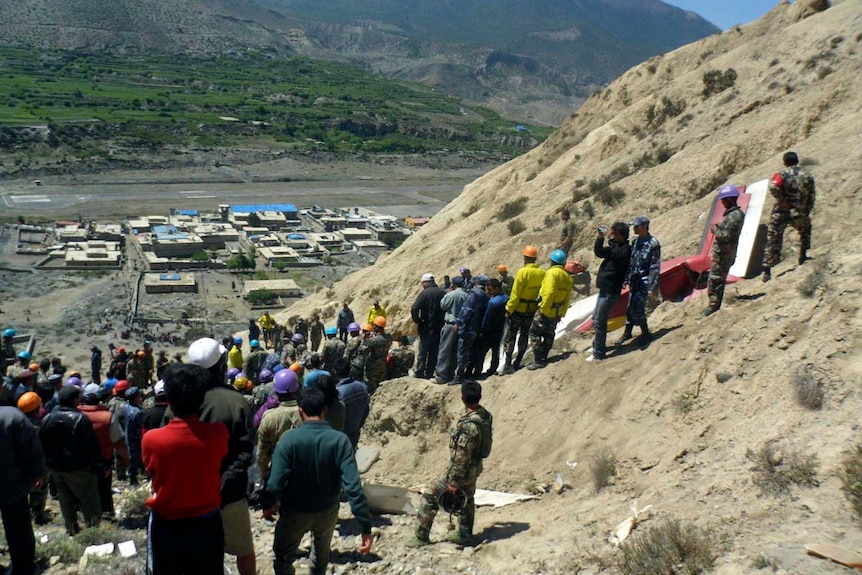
[673,393,696,414]
[702,69,738,98]
[496,196,528,221]
[793,365,823,409]
[507,219,526,236]
[746,440,819,496]
[618,519,719,575]
[35,537,83,565]
[841,443,862,521]
[645,96,687,128]
[594,184,626,207]
[591,448,617,492]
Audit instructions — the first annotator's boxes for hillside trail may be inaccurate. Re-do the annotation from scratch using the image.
[266,0,862,573]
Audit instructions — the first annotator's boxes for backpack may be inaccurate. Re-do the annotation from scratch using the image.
[468,411,493,459]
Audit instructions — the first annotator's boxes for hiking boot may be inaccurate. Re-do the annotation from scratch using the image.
[637,332,653,348]
[798,251,809,265]
[445,530,470,545]
[33,511,52,525]
[406,535,430,548]
[448,377,462,387]
[702,308,716,317]
[432,377,449,385]
[614,332,633,347]
[526,361,546,371]
[501,365,514,375]
[761,268,771,282]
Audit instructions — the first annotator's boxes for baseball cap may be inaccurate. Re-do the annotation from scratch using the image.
[476,274,489,286]
[420,273,434,283]
[452,276,465,287]
[125,386,141,399]
[188,337,227,369]
[630,215,650,227]
[83,383,102,398]
[154,380,166,396]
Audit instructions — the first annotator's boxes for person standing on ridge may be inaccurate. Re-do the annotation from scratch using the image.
[502,246,545,374]
[527,250,573,370]
[616,216,661,347]
[762,151,816,282]
[366,301,386,326]
[411,272,445,379]
[336,303,355,343]
[704,185,745,316]
[555,208,577,257]
[587,222,631,362]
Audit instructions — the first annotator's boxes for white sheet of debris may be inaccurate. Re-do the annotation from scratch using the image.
[474,489,539,508]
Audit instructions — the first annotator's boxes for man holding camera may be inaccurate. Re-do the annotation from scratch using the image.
[587,222,631,362]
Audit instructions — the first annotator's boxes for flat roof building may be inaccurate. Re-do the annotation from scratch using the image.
[144,272,198,294]
[243,279,301,298]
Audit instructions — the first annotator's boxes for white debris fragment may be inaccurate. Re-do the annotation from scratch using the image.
[118,540,137,558]
[609,501,654,546]
[83,543,114,557]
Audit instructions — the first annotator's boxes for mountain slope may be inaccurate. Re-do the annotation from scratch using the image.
[273,0,862,572]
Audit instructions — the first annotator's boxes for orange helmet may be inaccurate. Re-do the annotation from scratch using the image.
[522,245,538,258]
[17,391,42,414]
[496,264,508,273]
[565,261,585,275]
[137,350,146,358]
[29,362,40,372]
[373,316,387,328]
[362,323,374,332]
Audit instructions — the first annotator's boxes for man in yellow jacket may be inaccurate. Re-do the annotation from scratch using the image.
[502,246,545,374]
[258,312,276,348]
[527,250,573,370]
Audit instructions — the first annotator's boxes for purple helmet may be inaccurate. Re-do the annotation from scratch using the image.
[226,367,241,381]
[65,376,82,387]
[258,369,274,384]
[717,184,739,200]
[347,322,361,333]
[273,369,300,394]
[290,333,305,344]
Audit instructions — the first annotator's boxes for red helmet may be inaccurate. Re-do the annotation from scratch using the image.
[113,379,130,396]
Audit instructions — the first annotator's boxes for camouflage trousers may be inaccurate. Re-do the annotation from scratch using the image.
[504,312,535,363]
[707,258,732,311]
[416,478,477,540]
[764,207,811,267]
[624,281,649,331]
[366,361,387,394]
[529,314,560,364]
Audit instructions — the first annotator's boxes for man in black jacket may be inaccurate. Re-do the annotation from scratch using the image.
[411,273,445,379]
[588,222,632,362]
[38,386,104,534]
[0,405,45,575]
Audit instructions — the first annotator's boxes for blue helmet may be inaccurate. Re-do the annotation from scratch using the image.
[17,350,31,360]
[3,328,15,338]
[233,337,242,345]
[325,326,337,336]
[250,339,260,348]
[550,249,567,265]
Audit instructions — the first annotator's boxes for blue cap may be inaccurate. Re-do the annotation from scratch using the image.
[630,215,650,227]
[452,276,465,287]
[476,274,489,285]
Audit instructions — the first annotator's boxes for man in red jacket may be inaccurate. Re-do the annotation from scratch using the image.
[142,363,229,575]
[78,383,127,519]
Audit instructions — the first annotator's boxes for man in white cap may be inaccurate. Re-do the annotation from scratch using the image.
[410,273,445,379]
[186,338,257,575]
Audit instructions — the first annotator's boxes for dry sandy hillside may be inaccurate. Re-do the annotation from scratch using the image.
[272,0,862,573]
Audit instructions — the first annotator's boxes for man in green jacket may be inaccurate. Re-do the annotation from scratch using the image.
[261,386,373,575]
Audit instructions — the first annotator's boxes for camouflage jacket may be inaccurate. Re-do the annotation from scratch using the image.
[769,165,816,215]
[712,205,745,263]
[387,345,415,378]
[627,235,661,293]
[362,333,392,370]
[321,338,346,371]
[280,342,305,366]
[447,406,492,487]
[345,336,362,365]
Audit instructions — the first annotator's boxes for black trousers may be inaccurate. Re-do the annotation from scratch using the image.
[1,496,36,575]
[147,510,224,575]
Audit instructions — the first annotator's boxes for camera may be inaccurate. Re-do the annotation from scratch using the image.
[598,226,607,234]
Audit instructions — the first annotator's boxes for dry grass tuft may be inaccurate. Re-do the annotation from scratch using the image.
[793,364,824,409]
[591,447,617,492]
[798,258,828,297]
[618,519,720,575]
[746,439,819,496]
[841,443,862,522]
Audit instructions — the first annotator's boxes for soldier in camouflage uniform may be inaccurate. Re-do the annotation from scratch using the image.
[387,336,415,379]
[360,317,391,394]
[408,381,492,547]
[705,185,745,316]
[762,151,816,282]
[616,216,661,347]
[496,265,514,296]
[309,315,325,353]
[280,334,306,367]
[345,323,365,381]
[320,327,346,373]
[555,208,577,257]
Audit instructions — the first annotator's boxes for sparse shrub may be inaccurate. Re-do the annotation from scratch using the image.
[673,393,696,414]
[752,552,779,570]
[507,219,526,236]
[571,186,590,203]
[798,259,827,297]
[591,448,617,492]
[117,484,151,529]
[496,196,527,221]
[793,365,824,409]
[607,163,633,183]
[769,58,780,67]
[841,442,862,521]
[618,519,719,575]
[525,171,537,181]
[746,439,819,496]
[702,69,738,98]
[594,183,626,207]
[645,96,687,128]
[816,66,834,79]
[35,536,83,565]
[461,203,479,218]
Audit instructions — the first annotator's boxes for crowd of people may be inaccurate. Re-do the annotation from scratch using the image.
[0,151,814,574]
